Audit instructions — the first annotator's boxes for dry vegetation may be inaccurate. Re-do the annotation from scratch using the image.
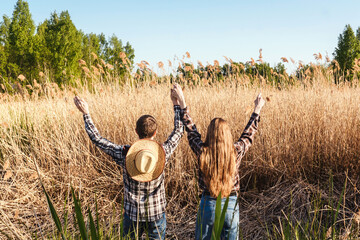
[0,73,360,239]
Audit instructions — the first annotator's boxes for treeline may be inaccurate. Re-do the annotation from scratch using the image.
[173,58,289,85]
[0,0,134,91]
[145,52,319,87]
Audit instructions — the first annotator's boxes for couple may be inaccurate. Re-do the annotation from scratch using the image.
[74,84,265,240]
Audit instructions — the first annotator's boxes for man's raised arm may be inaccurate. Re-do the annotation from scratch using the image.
[162,86,185,161]
[74,96,127,163]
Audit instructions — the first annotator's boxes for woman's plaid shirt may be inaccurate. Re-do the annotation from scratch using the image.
[181,107,260,195]
[83,105,184,222]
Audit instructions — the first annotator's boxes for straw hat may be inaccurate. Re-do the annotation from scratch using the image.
[125,139,166,182]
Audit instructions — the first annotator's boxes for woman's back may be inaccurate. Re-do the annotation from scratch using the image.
[182,110,260,198]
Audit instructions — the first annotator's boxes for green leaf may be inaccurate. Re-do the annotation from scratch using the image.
[211,192,223,240]
[62,192,69,237]
[42,185,66,240]
[88,209,98,240]
[95,195,101,239]
[218,196,229,238]
[71,187,88,240]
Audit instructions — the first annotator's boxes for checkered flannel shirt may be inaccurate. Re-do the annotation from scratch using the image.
[83,105,184,222]
[181,107,260,195]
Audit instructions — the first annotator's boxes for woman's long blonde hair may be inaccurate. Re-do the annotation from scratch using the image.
[200,118,236,198]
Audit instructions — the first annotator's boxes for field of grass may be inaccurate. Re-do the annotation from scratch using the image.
[0,73,360,239]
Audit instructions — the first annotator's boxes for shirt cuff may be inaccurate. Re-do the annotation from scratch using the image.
[251,112,260,122]
[181,106,188,113]
[83,113,91,121]
[251,112,259,117]
[180,106,188,119]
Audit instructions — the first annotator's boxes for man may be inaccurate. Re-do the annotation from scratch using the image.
[74,86,184,239]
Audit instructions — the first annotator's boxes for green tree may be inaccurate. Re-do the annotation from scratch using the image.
[0,15,10,46]
[82,33,99,61]
[0,15,10,79]
[103,35,135,77]
[104,35,123,65]
[8,0,35,80]
[274,62,286,75]
[33,21,50,77]
[124,41,135,66]
[0,45,7,81]
[333,24,360,81]
[356,27,360,42]
[42,11,82,84]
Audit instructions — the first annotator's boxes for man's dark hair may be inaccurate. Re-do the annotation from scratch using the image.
[136,115,157,139]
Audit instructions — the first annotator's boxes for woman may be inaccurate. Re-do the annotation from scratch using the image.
[172,83,265,240]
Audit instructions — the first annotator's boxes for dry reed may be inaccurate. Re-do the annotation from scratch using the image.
[0,79,359,239]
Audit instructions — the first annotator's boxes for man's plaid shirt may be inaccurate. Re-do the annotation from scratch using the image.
[181,107,260,195]
[83,105,184,222]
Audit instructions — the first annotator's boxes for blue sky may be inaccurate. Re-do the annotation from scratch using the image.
[1,0,360,72]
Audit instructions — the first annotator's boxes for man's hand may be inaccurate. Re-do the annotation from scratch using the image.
[172,83,186,109]
[253,93,265,114]
[74,96,90,115]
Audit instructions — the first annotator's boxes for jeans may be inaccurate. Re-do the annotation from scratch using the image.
[123,212,166,240]
[195,195,239,240]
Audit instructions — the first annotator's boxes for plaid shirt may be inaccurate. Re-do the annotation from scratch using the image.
[83,105,184,222]
[181,107,260,195]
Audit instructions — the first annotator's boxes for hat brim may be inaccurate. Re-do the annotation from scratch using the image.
[125,139,165,182]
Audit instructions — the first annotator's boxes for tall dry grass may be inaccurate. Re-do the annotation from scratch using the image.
[0,79,359,239]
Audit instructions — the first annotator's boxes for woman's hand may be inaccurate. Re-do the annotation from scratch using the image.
[74,96,90,115]
[253,93,265,114]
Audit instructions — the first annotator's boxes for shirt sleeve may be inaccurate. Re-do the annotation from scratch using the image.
[234,112,260,162]
[162,105,184,162]
[83,114,127,165]
[181,107,203,158]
